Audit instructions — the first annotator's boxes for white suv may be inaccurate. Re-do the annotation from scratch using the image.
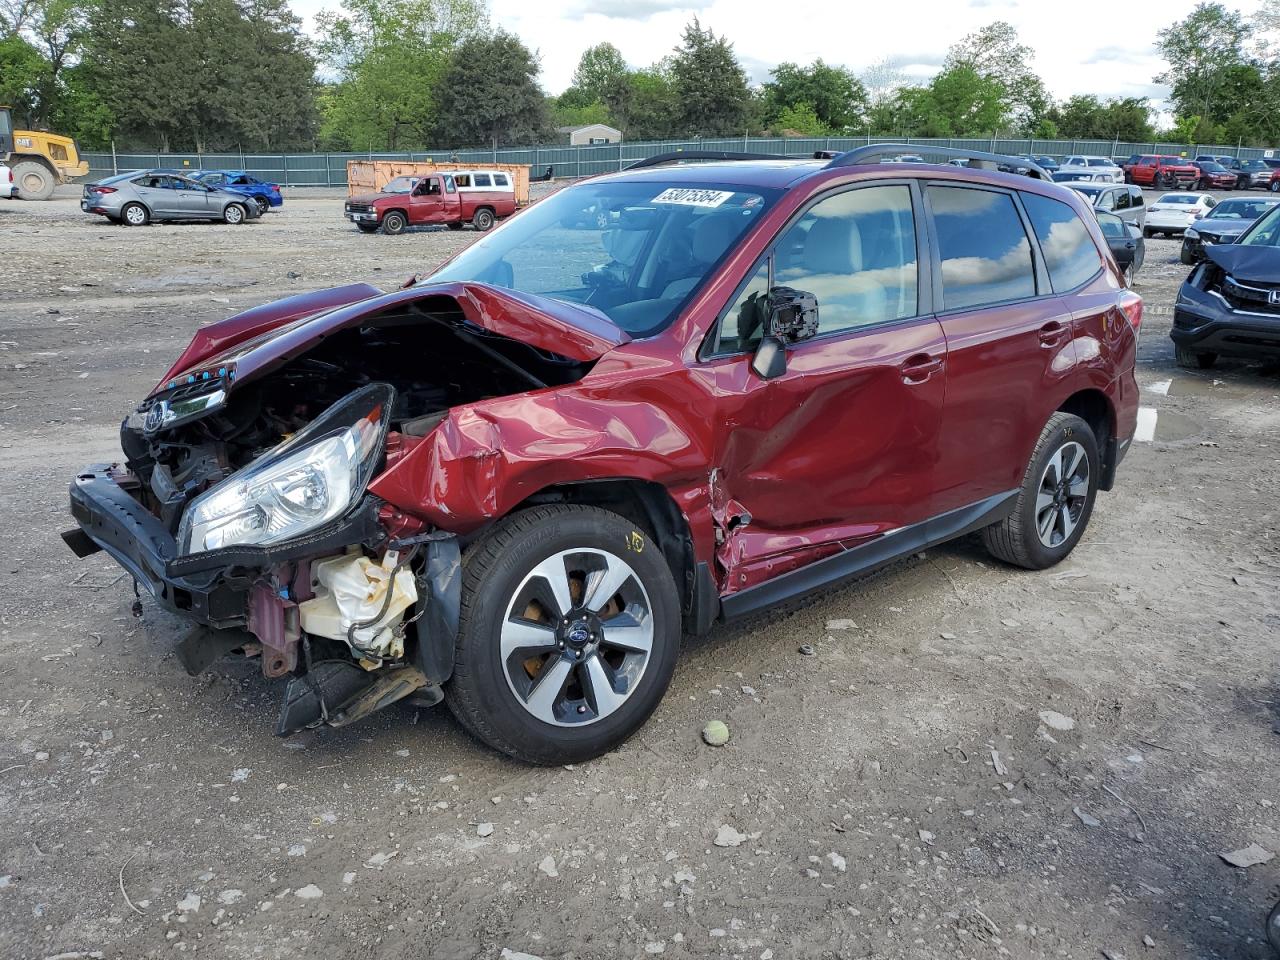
[1059,155,1124,183]
[0,163,15,199]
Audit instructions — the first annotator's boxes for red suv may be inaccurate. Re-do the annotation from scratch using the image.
[63,147,1142,763]
[1125,155,1200,189]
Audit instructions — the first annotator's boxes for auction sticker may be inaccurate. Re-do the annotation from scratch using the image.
[651,188,735,207]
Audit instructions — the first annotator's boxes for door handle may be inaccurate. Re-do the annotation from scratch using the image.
[1039,320,1070,346]
[901,353,943,383]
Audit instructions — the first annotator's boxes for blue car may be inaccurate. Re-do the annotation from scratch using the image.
[191,170,282,215]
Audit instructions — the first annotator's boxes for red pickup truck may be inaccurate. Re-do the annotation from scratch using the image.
[1124,155,1200,190]
[344,171,518,234]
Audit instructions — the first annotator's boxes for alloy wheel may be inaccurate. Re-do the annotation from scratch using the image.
[500,548,653,727]
[124,205,146,225]
[1035,441,1090,548]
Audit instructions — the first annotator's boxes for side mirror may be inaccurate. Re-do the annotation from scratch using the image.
[768,286,819,343]
[750,336,787,380]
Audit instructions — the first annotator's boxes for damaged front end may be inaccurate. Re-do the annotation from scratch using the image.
[63,282,609,735]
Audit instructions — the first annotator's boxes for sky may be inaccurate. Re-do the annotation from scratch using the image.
[286,0,1267,114]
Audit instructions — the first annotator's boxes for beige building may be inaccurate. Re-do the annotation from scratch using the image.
[558,124,623,146]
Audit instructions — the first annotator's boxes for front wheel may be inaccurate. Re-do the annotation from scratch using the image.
[472,208,495,231]
[222,203,246,224]
[1271,180,1280,193]
[381,211,407,234]
[447,504,681,765]
[982,412,1099,570]
[1175,344,1217,369]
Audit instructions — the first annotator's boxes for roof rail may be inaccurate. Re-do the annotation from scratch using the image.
[624,150,790,171]
[823,143,1052,181]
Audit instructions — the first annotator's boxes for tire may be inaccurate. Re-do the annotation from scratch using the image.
[12,160,54,200]
[1124,172,1133,184]
[447,221,464,231]
[1142,227,1153,239]
[252,195,270,215]
[1175,345,1217,369]
[121,202,148,226]
[472,207,495,231]
[222,203,246,225]
[982,412,1100,571]
[1180,246,1195,265]
[1267,898,1280,952]
[356,223,378,234]
[1271,180,1280,193]
[381,210,407,234]
[446,504,681,765]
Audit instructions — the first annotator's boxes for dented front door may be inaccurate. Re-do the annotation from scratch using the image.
[698,183,946,592]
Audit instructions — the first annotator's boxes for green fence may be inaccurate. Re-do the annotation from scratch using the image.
[82,136,1279,187]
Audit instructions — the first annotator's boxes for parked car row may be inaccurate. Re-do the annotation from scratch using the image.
[80,168,281,225]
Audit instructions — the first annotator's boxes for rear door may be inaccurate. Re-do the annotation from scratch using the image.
[133,175,180,216]
[925,183,1078,515]
[700,181,946,589]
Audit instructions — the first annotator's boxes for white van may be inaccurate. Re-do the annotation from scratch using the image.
[450,170,515,195]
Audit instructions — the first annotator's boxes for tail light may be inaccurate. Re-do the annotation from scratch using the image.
[4,168,11,183]
[93,186,117,195]
[269,184,279,191]
[1118,289,1143,331]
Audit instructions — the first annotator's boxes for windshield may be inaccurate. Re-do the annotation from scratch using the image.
[1242,159,1267,171]
[381,176,418,194]
[427,179,778,337]
[1199,162,1226,172]
[1087,158,1111,167]
[1068,184,1103,197]
[1208,199,1276,220]
[1238,204,1280,245]
[1157,194,1199,204]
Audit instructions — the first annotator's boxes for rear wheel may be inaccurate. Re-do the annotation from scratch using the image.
[222,203,246,224]
[1142,227,1153,239]
[381,210,407,234]
[446,504,681,764]
[1271,180,1280,193]
[252,195,270,215]
[12,160,54,200]
[982,412,1099,570]
[1175,345,1217,369]
[121,202,148,226]
[472,207,495,231]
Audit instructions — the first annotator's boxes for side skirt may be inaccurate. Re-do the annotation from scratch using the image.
[718,490,1018,622]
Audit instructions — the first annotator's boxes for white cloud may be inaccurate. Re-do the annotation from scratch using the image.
[288,0,1267,114]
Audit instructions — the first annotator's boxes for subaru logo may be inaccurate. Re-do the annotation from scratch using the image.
[1269,290,1280,306]
[142,403,166,433]
[567,623,590,645]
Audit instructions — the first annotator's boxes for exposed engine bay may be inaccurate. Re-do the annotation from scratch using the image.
[88,298,594,735]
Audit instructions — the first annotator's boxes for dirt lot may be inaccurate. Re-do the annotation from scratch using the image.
[1,186,1278,960]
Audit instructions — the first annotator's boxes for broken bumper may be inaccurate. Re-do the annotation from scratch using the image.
[64,464,386,628]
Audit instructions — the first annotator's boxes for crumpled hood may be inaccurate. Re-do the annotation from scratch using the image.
[154,282,630,397]
[1194,218,1252,237]
[1203,244,1280,283]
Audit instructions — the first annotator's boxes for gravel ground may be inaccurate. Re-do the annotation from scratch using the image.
[1,185,1278,960]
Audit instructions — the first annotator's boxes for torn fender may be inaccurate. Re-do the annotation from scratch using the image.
[158,282,631,396]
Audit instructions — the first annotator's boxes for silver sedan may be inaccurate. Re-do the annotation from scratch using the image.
[81,171,262,225]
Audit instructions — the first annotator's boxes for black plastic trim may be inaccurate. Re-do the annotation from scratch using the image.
[824,144,1051,181]
[719,491,1018,622]
[625,150,789,171]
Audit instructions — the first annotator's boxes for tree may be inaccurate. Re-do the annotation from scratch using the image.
[602,64,677,140]
[770,101,827,136]
[316,0,487,150]
[764,60,867,132]
[944,20,1048,132]
[1156,3,1251,127]
[433,30,549,145]
[927,64,1007,136]
[668,18,749,136]
[571,42,626,103]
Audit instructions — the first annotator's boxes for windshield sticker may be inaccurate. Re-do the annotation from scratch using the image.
[651,188,735,207]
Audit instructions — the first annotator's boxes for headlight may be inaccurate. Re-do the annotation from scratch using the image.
[1185,228,1199,239]
[178,383,393,554]
[127,384,227,435]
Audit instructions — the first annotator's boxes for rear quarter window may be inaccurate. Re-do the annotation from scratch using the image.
[474,174,492,187]
[1021,193,1103,292]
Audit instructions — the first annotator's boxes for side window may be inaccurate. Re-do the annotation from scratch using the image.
[929,186,1035,310]
[712,185,919,353]
[444,175,456,193]
[715,261,771,354]
[474,173,493,187]
[1021,192,1103,292]
[1114,189,1130,210]
[204,173,224,185]
[494,174,509,186]
[455,174,471,187]
[1096,191,1116,211]
[1130,188,1144,208]
[1096,212,1126,238]
[774,185,918,336]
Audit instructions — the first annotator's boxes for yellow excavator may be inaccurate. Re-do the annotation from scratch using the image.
[0,105,89,199]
